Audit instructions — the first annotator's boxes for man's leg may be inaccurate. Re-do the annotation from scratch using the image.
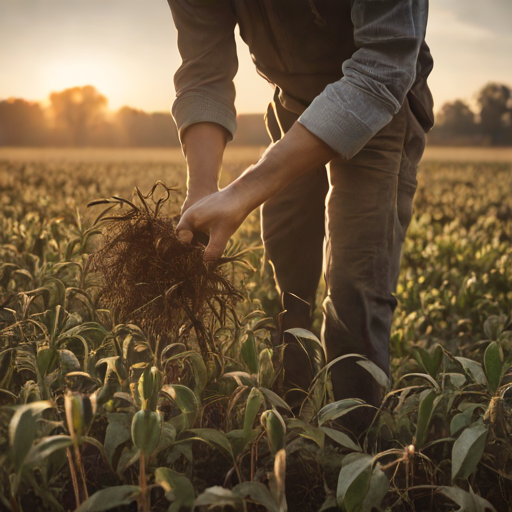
[262,97,329,309]
[323,100,426,411]
[262,97,328,394]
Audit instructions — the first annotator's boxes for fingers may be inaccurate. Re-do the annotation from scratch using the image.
[204,228,231,262]
[176,213,194,243]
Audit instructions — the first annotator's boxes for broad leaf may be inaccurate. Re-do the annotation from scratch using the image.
[483,342,502,395]
[438,486,497,512]
[186,428,234,459]
[287,418,325,449]
[241,333,259,374]
[452,424,488,481]
[243,387,264,437]
[455,357,487,386]
[415,390,439,448]
[362,463,389,512]
[260,387,293,412]
[104,413,133,469]
[234,482,279,512]
[9,400,53,473]
[76,485,141,512]
[356,359,390,390]
[25,435,73,466]
[161,384,200,430]
[155,467,195,512]
[195,487,242,509]
[337,453,373,512]
[285,328,325,376]
[318,399,366,426]
[258,348,275,389]
[321,427,361,452]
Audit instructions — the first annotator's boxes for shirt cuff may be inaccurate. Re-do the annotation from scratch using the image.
[298,79,396,159]
[172,91,237,142]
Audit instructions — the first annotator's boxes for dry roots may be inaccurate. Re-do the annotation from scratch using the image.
[88,182,242,347]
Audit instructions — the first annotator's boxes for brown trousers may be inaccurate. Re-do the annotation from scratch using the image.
[262,96,426,407]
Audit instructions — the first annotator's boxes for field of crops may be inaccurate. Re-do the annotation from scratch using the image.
[0,152,511,512]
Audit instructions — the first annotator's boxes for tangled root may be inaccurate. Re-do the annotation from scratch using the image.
[88,182,242,347]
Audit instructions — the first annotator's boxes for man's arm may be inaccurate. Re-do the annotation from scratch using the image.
[177,122,336,260]
[168,0,237,214]
[181,122,228,215]
[178,0,429,258]
[298,0,429,159]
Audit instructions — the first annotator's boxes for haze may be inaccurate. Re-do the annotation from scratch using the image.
[1,0,511,114]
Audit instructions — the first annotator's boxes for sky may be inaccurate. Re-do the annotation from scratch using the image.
[0,0,511,114]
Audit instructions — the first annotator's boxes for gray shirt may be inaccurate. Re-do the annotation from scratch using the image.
[168,0,434,159]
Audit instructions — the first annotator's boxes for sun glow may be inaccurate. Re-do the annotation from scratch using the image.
[43,57,122,108]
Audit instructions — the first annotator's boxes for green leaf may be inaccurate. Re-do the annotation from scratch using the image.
[318,399,367,426]
[258,348,275,389]
[104,413,133,469]
[483,342,502,395]
[186,428,234,459]
[9,400,53,473]
[195,487,242,509]
[413,345,443,379]
[455,357,487,386]
[261,409,286,456]
[483,316,505,341]
[337,453,373,512]
[155,467,195,512]
[356,359,390,390]
[321,427,361,452]
[415,390,439,448]
[287,418,325,449]
[450,413,470,437]
[445,373,466,388]
[25,435,73,466]
[361,463,389,512]
[10,408,36,473]
[234,482,279,512]
[243,387,264,437]
[285,328,325,376]
[259,387,293,412]
[188,353,207,396]
[438,486,497,512]
[161,384,200,431]
[452,424,488,481]
[241,333,259,374]
[76,485,141,512]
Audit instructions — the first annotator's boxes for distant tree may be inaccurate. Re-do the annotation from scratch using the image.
[115,107,179,147]
[49,85,107,146]
[435,100,477,136]
[476,82,512,145]
[0,98,47,146]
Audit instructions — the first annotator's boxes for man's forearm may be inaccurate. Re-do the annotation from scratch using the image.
[181,122,229,198]
[233,121,337,213]
[177,121,337,260]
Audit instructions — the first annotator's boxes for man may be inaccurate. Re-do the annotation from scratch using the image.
[168,0,434,419]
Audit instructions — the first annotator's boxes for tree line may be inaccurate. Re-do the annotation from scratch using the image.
[1,83,511,147]
[0,85,270,148]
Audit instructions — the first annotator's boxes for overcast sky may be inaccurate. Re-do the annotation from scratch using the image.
[1,0,511,114]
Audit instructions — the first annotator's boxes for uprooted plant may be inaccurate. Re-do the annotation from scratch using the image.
[88,181,243,356]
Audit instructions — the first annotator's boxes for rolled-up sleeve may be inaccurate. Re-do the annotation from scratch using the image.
[298,0,429,159]
[168,0,238,141]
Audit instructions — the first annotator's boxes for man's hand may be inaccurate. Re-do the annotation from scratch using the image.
[177,121,337,260]
[177,180,252,261]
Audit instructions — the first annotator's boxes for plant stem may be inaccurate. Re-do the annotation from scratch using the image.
[138,452,149,512]
[66,447,81,508]
[75,445,89,500]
